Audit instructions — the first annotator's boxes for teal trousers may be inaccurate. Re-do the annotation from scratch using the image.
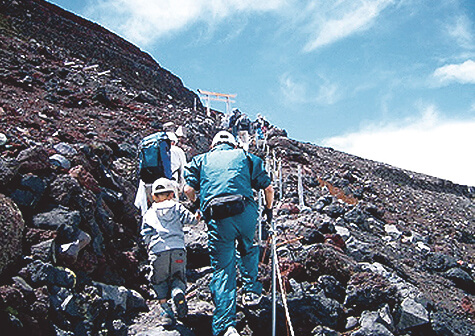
[207,201,262,336]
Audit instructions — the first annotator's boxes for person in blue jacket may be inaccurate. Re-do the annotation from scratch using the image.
[184,131,274,336]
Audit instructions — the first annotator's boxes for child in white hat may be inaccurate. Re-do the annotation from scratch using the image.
[141,177,198,326]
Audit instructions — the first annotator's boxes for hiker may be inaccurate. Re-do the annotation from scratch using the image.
[220,112,231,130]
[167,131,187,195]
[228,108,241,136]
[235,113,252,151]
[253,114,267,150]
[253,114,265,137]
[141,178,198,327]
[184,131,274,336]
[134,131,172,216]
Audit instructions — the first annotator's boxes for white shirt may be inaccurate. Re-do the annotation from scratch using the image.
[170,145,187,190]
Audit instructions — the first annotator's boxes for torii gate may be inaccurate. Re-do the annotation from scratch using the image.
[197,89,236,116]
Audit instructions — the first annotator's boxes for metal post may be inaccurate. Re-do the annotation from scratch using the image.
[298,164,304,208]
[271,219,276,336]
[272,150,276,174]
[257,190,263,244]
[278,159,283,201]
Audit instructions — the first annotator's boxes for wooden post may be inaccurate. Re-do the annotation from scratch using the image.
[206,95,211,117]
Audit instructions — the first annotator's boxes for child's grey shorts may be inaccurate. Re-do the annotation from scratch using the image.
[149,248,187,300]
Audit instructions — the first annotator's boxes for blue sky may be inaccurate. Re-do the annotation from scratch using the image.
[48,0,475,186]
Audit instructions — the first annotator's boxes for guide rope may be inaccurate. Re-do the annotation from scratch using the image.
[273,233,296,336]
[258,139,298,336]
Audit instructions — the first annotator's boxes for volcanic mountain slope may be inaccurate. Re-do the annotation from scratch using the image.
[4,0,197,105]
[0,1,474,335]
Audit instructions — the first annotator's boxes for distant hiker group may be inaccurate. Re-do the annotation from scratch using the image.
[134,119,274,336]
[224,108,269,151]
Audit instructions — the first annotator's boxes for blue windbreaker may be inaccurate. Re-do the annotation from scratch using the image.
[184,144,271,210]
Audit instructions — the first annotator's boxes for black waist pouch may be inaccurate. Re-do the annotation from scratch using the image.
[204,194,246,220]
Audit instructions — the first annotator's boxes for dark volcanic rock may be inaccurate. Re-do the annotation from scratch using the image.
[30,238,55,262]
[16,147,50,174]
[9,173,46,211]
[49,174,83,206]
[425,252,459,272]
[443,267,474,293]
[0,1,474,335]
[318,275,346,303]
[0,157,18,187]
[0,194,25,275]
[288,289,345,331]
[305,244,357,284]
[32,206,81,230]
[344,272,399,313]
[22,259,76,288]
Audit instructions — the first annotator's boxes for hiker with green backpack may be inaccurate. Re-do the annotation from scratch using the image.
[184,131,274,336]
[134,131,173,215]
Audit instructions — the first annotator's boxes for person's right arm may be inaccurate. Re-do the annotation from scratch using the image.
[263,184,274,210]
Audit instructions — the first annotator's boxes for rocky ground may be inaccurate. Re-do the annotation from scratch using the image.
[0,1,474,335]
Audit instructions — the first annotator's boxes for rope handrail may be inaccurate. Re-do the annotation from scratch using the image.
[258,143,301,336]
[273,236,296,336]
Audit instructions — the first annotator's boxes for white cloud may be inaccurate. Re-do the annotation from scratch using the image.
[85,0,287,46]
[321,106,475,186]
[280,73,307,103]
[318,82,339,105]
[84,0,395,50]
[279,73,339,105]
[303,0,394,52]
[433,60,475,85]
[447,15,474,49]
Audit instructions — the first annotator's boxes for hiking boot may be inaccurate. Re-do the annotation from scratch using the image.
[158,303,175,327]
[242,292,262,307]
[173,291,188,319]
[223,326,240,336]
